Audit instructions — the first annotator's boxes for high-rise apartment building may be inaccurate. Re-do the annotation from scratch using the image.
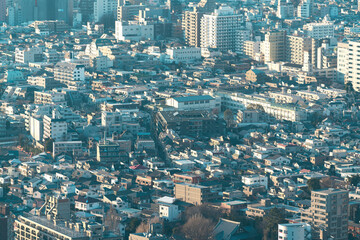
[337,41,349,84]
[342,40,360,91]
[43,115,68,141]
[286,35,313,65]
[200,5,243,52]
[301,189,349,240]
[182,8,203,47]
[260,30,286,63]
[94,0,117,22]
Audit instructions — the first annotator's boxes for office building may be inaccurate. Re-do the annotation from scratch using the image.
[304,22,334,39]
[165,47,202,63]
[165,95,217,111]
[261,31,286,63]
[174,183,219,205]
[53,141,83,157]
[97,140,121,162]
[0,0,5,22]
[155,110,224,137]
[277,0,294,19]
[301,189,349,240]
[117,4,146,21]
[200,5,243,52]
[15,47,43,64]
[80,0,95,23]
[115,21,154,41]
[94,0,117,22]
[278,223,311,240]
[182,8,203,47]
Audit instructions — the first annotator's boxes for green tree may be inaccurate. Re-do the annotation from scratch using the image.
[263,208,286,240]
[44,138,54,153]
[224,109,234,127]
[126,217,141,235]
[307,178,321,191]
[328,165,336,176]
[348,175,360,187]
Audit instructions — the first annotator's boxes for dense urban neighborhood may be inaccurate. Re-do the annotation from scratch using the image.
[1,0,360,240]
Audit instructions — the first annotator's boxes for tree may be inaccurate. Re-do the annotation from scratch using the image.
[224,109,234,127]
[328,165,336,176]
[44,138,54,153]
[345,82,355,94]
[181,214,214,240]
[262,208,286,240]
[348,175,360,187]
[307,178,321,191]
[126,217,141,235]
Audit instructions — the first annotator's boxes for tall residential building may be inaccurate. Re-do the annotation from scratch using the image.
[337,42,349,84]
[182,8,203,47]
[15,47,43,64]
[200,5,243,52]
[94,0,117,22]
[261,30,286,63]
[43,115,67,141]
[286,35,313,65]
[40,195,71,220]
[278,223,311,240]
[344,40,360,91]
[301,189,349,240]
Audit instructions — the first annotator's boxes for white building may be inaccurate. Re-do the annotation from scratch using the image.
[165,95,218,111]
[341,40,360,91]
[303,22,334,39]
[54,62,85,89]
[278,223,311,240]
[115,21,154,41]
[43,115,67,142]
[337,42,349,84]
[159,203,180,222]
[15,47,43,63]
[200,5,243,52]
[165,47,202,63]
[30,117,43,142]
[242,175,268,189]
[94,0,118,22]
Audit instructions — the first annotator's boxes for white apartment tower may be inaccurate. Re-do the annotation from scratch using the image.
[278,223,311,240]
[337,42,349,84]
[342,40,360,90]
[200,5,243,52]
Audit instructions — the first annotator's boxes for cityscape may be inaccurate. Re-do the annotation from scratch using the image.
[1,0,360,240]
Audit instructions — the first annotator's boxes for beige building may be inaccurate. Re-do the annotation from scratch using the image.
[286,35,317,65]
[174,183,219,205]
[182,8,203,47]
[301,189,349,240]
[261,31,286,63]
